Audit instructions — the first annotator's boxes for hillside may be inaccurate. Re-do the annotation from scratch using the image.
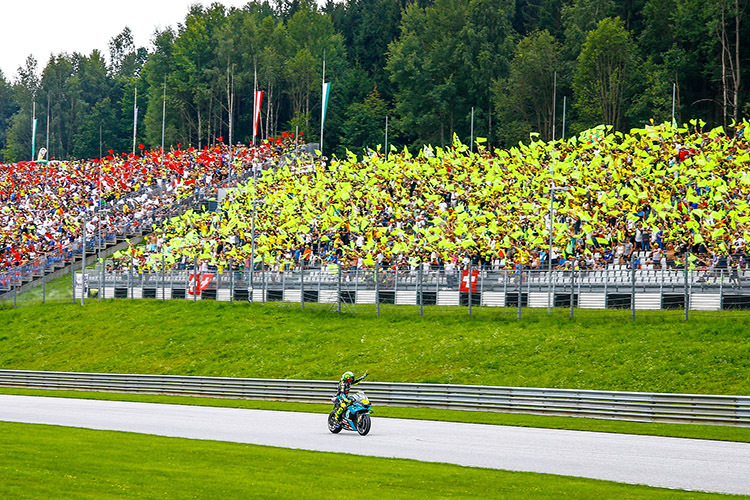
[0,300,747,395]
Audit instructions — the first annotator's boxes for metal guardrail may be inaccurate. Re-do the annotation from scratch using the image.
[1,370,747,426]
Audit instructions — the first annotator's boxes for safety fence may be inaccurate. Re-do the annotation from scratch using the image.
[0,370,747,426]
[73,265,750,314]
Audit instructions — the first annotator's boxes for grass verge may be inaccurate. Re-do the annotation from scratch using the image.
[1,387,748,443]
[0,421,740,499]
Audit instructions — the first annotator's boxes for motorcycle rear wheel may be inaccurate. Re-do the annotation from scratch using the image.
[356,414,371,436]
[328,411,342,433]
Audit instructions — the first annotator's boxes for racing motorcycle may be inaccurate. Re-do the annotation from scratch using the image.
[327,391,373,436]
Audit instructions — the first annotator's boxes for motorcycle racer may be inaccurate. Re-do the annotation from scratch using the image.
[334,371,368,421]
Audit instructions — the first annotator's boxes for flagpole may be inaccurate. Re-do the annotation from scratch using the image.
[385,115,389,160]
[470,106,474,152]
[132,85,138,156]
[671,82,676,127]
[320,55,326,156]
[253,59,257,147]
[562,96,567,141]
[161,76,166,163]
[31,98,36,161]
[229,65,234,174]
[552,71,557,141]
[46,93,50,158]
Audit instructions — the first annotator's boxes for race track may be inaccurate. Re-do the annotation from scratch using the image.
[0,395,748,495]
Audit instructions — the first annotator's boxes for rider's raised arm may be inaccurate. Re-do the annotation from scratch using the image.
[353,371,369,384]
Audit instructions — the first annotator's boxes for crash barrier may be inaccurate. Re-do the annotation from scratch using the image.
[75,265,750,312]
[1,370,747,426]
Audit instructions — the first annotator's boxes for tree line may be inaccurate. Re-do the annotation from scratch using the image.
[0,0,747,162]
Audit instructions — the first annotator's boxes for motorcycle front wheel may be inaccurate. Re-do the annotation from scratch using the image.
[328,411,342,433]
[356,414,371,436]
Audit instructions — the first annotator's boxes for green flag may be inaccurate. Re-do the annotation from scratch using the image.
[321,81,331,129]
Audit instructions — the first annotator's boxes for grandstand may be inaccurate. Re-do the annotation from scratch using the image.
[0,140,298,301]
[4,122,750,312]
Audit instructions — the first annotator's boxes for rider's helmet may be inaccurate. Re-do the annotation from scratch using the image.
[341,371,354,384]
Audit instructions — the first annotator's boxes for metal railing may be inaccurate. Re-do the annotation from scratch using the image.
[0,370,747,426]
[75,266,750,312]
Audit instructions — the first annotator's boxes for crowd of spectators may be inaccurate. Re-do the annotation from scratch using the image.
[136,122,750,280]
[0,139,293,275]
[4,122,750,287]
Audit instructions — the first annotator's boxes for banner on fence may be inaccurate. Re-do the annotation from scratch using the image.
[188,273,214,295]
[460,270,479,293]
[75,273,89,291]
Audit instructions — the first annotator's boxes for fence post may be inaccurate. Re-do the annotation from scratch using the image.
[13,265,18,308]
[684,251,689,321]
[551,267,556,308]
[517,264,522,321]
[193,256,198,303]
[128,257,133,300]
[161,255,166,302]
[249,264,254,304]
[570,267,575,319]
[468,261,473,317]
[394,266,399,301]
[659,265,664,308]
[503,269,507,304]
[527,266,532,302]
[262,261,266,305]
[229,259,234,304]
[375,267,380,318]
[604,266,609,305]
[631,255,636,321]
[81,227,86,306]
[337,262,342,314]
[42,258,46,305]
[300,263,305,310]
[418,264,423,317]
[354,267,359,308]
[170,262,174,300]
[479,264,485,307]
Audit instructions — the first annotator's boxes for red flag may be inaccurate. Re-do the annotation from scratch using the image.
[188,273,214,295]
[459,270,479,293]
[253,90,264,139]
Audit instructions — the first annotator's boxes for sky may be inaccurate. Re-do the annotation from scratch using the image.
[0,1,327,79]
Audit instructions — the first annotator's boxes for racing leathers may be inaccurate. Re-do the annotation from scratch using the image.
[334,372,368,421]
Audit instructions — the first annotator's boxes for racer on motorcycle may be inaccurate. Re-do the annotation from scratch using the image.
[334,371,368,421]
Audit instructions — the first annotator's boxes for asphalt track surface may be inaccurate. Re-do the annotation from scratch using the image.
[1,395,749,495]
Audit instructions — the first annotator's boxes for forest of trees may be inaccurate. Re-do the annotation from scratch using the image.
[0,0,747,162]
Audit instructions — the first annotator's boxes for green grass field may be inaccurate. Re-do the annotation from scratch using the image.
[0,297,748,395]
[0,421,740,500]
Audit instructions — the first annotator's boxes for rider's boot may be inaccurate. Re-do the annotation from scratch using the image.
[335,403,345,421]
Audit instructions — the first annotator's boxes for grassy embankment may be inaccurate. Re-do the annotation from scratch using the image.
[1,296,747,394]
